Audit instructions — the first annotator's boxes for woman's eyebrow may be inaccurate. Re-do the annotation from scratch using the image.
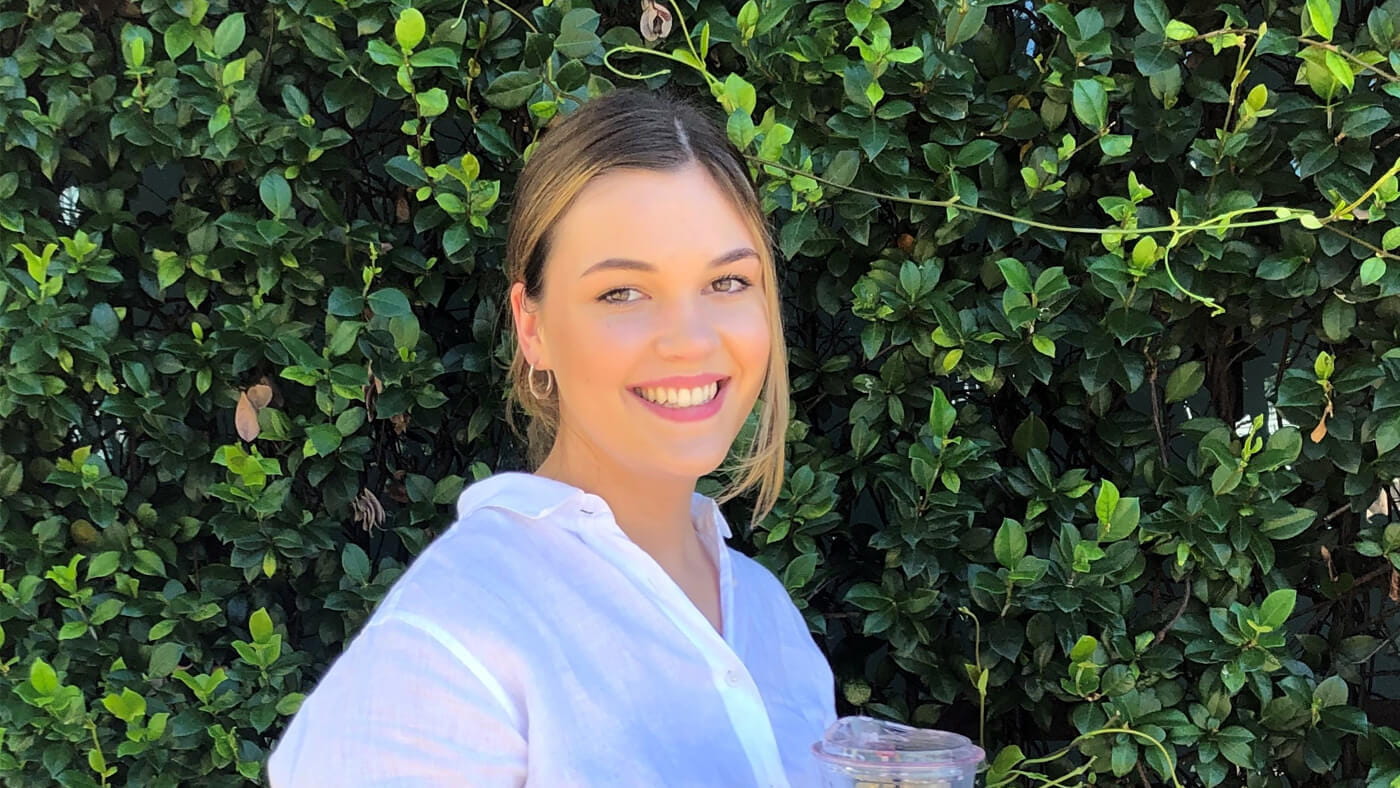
[580,247,758,278]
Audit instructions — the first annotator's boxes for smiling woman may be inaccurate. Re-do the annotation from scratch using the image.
[265,88,837,787]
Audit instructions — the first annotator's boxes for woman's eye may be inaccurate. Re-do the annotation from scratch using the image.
[598,275,752,304]
[599,287,641,304]
[712,274,752,293]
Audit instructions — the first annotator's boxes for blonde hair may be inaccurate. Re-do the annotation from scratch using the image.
[501,87,789,528]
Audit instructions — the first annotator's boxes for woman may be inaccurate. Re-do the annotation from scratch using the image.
[266,87,836,786]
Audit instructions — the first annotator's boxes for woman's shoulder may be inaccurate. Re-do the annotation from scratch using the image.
[364,472,586,628]
[725,548,803,613]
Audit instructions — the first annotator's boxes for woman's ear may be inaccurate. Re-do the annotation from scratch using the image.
[509,281,549,369]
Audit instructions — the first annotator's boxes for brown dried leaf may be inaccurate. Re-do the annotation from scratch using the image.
[1319,544,1337,582]
[391,413,410,435]
[246,383,273,410]
[351,488,386,533]
[1310,419,1328,443]
[1390,568,1400,603]
[1310,401,1333,443]
[640,0,673,42]
[235,392,260,442]
[395,194,410,223]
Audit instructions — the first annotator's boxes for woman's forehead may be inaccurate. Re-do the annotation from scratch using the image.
[546,165,759,275]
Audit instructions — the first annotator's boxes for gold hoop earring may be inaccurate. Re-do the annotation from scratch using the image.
[528,363,555,399]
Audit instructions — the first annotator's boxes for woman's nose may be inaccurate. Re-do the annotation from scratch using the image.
[654,298,720,359]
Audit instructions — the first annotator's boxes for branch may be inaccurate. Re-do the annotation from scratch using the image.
[1154,580,1192,645]
[1296,37,1400,85]
[1323,225,1400,264]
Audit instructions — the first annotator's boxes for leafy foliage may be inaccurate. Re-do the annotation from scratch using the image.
[3,0,1400,785]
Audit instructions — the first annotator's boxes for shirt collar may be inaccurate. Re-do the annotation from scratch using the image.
[455,471,733,540]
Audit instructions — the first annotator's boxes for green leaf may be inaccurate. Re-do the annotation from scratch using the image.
[1134,0,1169,35]
[367,288,412,318]
[212,13,246,58]
[1070,634,1098,661]
[1360,257,1386,286]
[1164,19,1199,40]
[825,149,860,187]
[409,47,459,68]
[249,608,274,643]
[1323,50,1353,92]
[1072,79,1109,130]
[1099,134,1133,156]
[366,39,404,65]
[342,543,371,583]
[58,620,88,640]
[30,659,59,694]
[305,424,342,456]
[416,87,449,117]
[1260,508,1316,539]
[1314,675,1348,707]
[782,552,819,588]
[1095,480,1120,525]
[555,9,602,59]
[1211,463,1243,496]
[147,642,183,678]
[164,21,194,59]
[954,139,999,168]
[132,549,165,576]
[86,551,121,580]
[1104,498,1141,541]
[1258,588,1297,630]
[1110,738,1137,776]
[1321,297,1355,342]
[779,211,816,259]
[157,253,184,290]
[1377,416,1400,456]
[484,70,541,109]
[737,0,759,39]
[394,7,425,52]
[996,258,1033,293]
[102,687,146,722]
[1306,0,1336,40]
[1165,361,1205,403]
[259,173,292,218]
[994,519,1028,568]
[929,388,957,437]
[945,3,986,47]
[121,24,150,68]
[275,692,305,716]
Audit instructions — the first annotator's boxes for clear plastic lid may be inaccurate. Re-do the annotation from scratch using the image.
[811,716,985,774]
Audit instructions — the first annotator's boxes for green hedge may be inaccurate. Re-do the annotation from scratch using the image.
[4,0,1400,784]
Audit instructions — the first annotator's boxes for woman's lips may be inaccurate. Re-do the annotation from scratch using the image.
[630,378,729,423]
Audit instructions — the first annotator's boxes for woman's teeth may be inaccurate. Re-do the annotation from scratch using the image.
[634,381,720,408]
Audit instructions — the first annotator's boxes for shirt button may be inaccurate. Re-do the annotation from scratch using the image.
[724,669,742,687]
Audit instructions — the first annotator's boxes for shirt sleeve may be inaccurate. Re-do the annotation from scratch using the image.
[266,611,528,787]
[784,591,839,731]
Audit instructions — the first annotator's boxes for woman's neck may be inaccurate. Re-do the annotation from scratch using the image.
[533,449,707,573]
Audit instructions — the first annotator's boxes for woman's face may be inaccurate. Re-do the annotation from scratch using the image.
[510,162,771,483]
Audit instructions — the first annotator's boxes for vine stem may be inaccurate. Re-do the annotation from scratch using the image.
[467,0,539,34]
[1324,225,1400,263]
[1296,36,1400,85]
[602,0,1400,317]
[747,156,1323,238]
[1324,155,1400,224]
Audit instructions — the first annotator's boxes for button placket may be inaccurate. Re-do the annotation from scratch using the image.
[581,506,788,788]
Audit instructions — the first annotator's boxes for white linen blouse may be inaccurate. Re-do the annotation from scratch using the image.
[266,471,837,786]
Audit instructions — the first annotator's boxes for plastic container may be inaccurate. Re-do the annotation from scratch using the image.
[811,715,985,787]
